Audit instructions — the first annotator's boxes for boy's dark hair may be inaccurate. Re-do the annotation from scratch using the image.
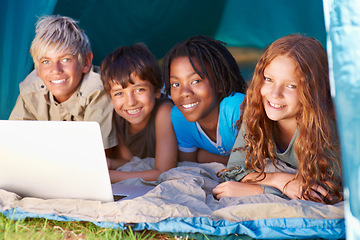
[162,35,247,100]
[100,43,162,92]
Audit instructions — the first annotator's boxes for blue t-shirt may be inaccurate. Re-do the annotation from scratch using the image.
[171,92,245,156]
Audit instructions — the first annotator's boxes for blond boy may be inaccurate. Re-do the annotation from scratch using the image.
[9,15,117,150]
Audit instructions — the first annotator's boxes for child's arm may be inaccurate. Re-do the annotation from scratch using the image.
[213,172,328,200]
[108,133,159,182]
[197,149,229,164]
[109,101,177,183]
[213,181,263,199]
[8,71,40,120]
[178,151,197,162]
[153,101,178,176]
[243,172,329,200]
[178,149,229,164]
[9,96,36,120]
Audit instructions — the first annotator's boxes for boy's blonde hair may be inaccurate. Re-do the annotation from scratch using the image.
[30,15,91,69]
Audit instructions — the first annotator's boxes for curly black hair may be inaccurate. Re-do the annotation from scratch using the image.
[162,35,247,100]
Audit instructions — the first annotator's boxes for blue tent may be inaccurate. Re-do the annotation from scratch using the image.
[0,0,327,120]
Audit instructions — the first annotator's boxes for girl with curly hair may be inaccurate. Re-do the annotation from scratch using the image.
[213,34,343,204]
[162,35,247,164]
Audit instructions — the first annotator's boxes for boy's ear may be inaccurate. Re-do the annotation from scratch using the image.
[155,88,161,99]
[82,52,93,73]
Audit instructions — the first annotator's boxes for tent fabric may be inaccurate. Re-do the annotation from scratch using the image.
[0,0,326,119]
[214,0,326,49]
[324,0,360,238]
[0,158,345,239]
[0,0,57,120]
[51,0,327,65]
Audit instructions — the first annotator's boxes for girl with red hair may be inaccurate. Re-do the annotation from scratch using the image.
[213,34,343,204]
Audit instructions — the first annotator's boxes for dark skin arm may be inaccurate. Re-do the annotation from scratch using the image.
[178,148,229,165]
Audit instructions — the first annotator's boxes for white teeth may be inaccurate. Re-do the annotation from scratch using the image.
[182,102,198,109]
[127,109,140,114]
[51,79,65,84]
[269,102,284,108]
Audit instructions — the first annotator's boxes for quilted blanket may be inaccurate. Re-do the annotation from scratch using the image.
[0,157,345,239]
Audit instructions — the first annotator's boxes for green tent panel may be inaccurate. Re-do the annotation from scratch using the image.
[1,0,326,119]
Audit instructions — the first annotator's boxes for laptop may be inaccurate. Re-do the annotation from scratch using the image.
[0,120,154,202]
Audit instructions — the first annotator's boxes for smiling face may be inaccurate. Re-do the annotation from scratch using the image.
[260,55,302,129]
[37,50,92,103]
[110,73,160,134]
[169,56,219,127]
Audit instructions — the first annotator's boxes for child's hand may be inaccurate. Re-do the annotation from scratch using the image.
[108,169,120,184]
[106,157,129,170]
[270,172,330,201]
[283,179,331,201]
[281,178,305,199]
[264,172,306,200]
[212,181,263,200]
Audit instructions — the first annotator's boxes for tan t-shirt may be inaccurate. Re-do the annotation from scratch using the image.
[9,66,118,149]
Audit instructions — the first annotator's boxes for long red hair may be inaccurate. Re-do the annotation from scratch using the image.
[237,34,342,204]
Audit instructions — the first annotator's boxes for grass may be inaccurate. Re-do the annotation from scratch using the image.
[0,212,255,240]
[0,213,174,239]
[2,212,321,240]
[0,212,259,239]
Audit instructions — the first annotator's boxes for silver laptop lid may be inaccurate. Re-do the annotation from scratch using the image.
[0,120,114,202]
